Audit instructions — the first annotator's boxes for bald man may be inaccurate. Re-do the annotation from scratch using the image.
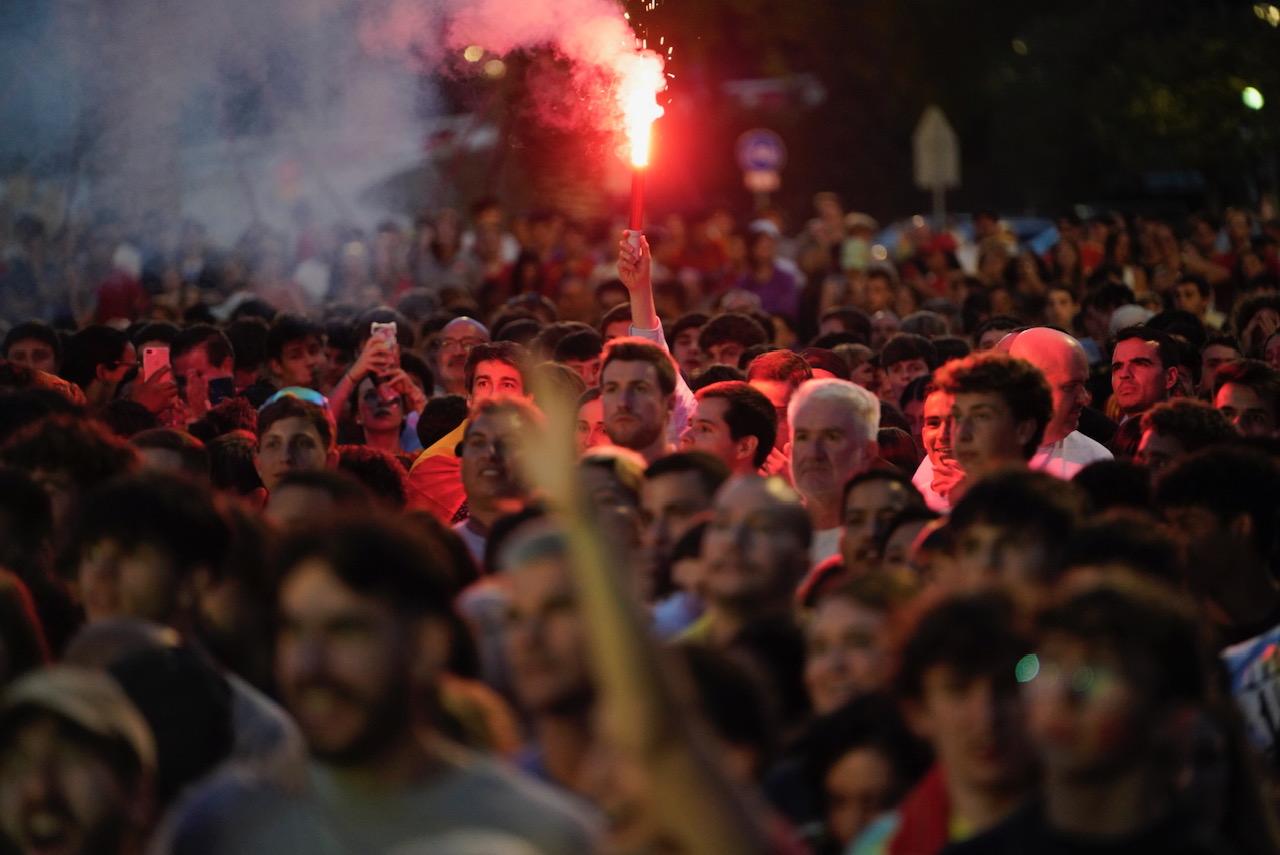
[913,328,1111,509]
[1007,327,1112,478]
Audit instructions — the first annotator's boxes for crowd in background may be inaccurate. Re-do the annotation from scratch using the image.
[1,189,1280,854]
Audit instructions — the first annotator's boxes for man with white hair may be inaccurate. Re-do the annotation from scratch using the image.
[788,378,880,566]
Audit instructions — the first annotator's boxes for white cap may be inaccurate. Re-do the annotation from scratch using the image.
[2,666,156,775]
[1109,304,1154,335]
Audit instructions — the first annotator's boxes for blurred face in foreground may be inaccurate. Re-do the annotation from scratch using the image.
[805,594,890,714]
[951,521,1050,606]
[503,537,592,718]
[0,715,145,855]
[701,477,806,608]
[1134,429,1184,476]
[825,746,896,847]
[275,560,419,764]
[907,665,1032,796]
[76,540,181,626]
[1023,633,1142,780]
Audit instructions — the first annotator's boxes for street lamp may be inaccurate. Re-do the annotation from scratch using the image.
[1243,86,1265,111]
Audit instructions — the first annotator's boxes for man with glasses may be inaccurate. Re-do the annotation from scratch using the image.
[434,317,490,397]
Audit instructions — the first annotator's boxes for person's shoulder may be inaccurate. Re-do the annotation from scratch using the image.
[1222,621,1280,672]
[848,811,898,855]
[224,672,308,785]
[1064,430,1112,462]
[940,801,1039,855]
[158,767,335,855]
[432,750,602,849]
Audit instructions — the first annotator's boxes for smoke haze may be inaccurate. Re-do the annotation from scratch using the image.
[0,0,659,240]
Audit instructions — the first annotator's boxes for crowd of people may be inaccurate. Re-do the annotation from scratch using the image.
[1,192,1280,855]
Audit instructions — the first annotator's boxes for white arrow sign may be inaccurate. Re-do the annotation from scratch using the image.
[913,106,960,189]
[912,105,960,219]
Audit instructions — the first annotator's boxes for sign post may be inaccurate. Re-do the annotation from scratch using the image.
[736,128,787,211]
[912,106,960,221]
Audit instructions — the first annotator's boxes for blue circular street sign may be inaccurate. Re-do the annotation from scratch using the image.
[736,129,787,173]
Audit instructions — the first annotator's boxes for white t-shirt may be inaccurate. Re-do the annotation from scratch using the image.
[811,526,842,568]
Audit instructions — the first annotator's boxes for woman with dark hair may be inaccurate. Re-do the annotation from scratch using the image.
[1104,225,1149,296]
[1047,236,1085,293]
[797,693,931,854]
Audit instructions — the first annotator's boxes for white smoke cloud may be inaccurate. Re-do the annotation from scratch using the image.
[0,0,660,241]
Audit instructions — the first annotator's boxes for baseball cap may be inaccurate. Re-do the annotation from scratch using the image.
[1,666,156,775]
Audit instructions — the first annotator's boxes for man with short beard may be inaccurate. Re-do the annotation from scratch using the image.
[178,517,598,853]
[499,521,596,793]
[600,338,679,464]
